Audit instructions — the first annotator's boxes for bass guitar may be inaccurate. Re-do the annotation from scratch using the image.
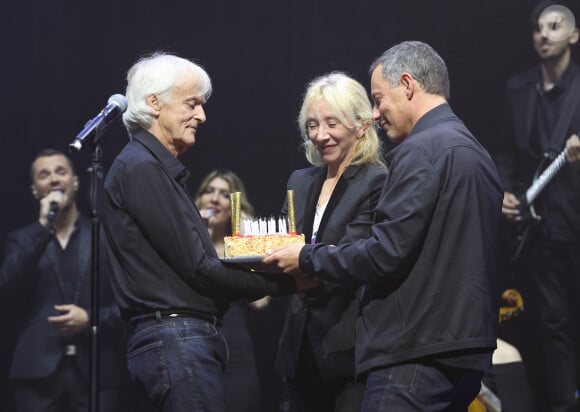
[508,147,569,262]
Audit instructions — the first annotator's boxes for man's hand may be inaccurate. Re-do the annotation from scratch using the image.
[38,190,65,228]
[47,304,89,336]
[261,244,320,293]
[565,134,580,163]
[262,243,304,274]
[502,192,521,222]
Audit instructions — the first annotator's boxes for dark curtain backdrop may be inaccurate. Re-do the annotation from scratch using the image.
[0,0,552,409]
[0,0,540,233]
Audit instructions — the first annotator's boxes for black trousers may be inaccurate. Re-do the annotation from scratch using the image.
[12,355,121,412]
[516,235,580,412]
[284,338,364,412]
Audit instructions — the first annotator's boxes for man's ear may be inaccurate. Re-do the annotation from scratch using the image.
[570,27,579,45]
[146,94,161,113]
[401,73,415,99]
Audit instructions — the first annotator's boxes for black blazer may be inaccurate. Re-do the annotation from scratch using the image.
[0,215,124,386]
[276,163,386,380]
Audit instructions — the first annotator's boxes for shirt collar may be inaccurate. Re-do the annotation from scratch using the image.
[131,128,190,185]
[409,103,454,137]
[534,61,580,95]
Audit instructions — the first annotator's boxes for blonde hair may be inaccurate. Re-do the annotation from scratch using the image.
[298,72,385,168]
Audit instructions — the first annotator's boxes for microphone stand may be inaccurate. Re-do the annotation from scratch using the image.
[87,143,103,412]
[68,98,125,412]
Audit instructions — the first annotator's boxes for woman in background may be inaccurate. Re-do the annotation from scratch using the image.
[195,170,264,412]
[276,72,387,412]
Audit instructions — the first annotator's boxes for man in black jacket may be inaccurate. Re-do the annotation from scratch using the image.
[103,52,302,412]
[265,41,504,411]
[496,2,580,411]
[0,149,126,412]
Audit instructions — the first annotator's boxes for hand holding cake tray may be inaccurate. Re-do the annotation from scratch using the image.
[221,190,305,272]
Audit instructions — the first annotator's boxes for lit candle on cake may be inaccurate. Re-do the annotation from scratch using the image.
[230,192,241,236]
[287,190,297,234]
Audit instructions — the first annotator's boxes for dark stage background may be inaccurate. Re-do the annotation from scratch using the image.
[0,0,568,410]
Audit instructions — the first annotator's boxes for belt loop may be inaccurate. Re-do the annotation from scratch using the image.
[155,310,162,324]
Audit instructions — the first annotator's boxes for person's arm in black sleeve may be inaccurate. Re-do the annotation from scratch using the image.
[299,147,437,286]
[121,159,295,299]
[0,223,53,292]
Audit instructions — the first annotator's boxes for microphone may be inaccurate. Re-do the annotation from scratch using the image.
[68,94,128,153]
[46,201,59,222]
[46,190,64,222]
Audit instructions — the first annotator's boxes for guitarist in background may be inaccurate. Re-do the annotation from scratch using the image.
[496,1,580,411]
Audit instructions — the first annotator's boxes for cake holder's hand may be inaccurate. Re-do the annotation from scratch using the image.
[262,243,304,274]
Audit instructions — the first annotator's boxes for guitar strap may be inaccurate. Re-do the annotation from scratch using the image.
[546,71,580,158]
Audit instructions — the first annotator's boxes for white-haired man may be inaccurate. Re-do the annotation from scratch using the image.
[103,53,300,411]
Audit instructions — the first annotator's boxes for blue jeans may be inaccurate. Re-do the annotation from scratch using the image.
[362,363,483,412]
[126,314,227,412]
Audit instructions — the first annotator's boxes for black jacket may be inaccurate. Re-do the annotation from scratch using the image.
[0,215,124,386]
[276,163,386,380]
[299,104,503,375]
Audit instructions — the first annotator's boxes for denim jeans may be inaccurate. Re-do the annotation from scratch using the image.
[362,362,483,412]
[126,314,228,412]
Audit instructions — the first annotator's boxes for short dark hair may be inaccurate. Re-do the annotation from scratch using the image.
[369,40,451,100]
[29,148,76,183]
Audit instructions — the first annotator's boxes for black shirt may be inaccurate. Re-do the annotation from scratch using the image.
[532,63,578,156]
[56,226,81,303]
[532,63,580,240]
[103,128,294,320]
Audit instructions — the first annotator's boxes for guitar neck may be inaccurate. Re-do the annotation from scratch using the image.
[526,148,568,205]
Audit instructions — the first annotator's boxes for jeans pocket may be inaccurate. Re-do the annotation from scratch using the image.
[127,340,170,407]
[408,364,453,405]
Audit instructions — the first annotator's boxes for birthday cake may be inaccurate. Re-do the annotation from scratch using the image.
[224,233,305,258]
[223,190,304,258]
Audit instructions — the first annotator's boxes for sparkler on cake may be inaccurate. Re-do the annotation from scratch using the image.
[224,190,305,258]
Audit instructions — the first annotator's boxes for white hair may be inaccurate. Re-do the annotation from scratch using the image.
[123,52,212,132]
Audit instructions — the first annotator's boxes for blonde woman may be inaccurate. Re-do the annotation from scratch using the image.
[276,72,387,412]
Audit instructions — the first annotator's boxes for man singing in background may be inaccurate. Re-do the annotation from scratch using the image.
[0,149,126,412]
